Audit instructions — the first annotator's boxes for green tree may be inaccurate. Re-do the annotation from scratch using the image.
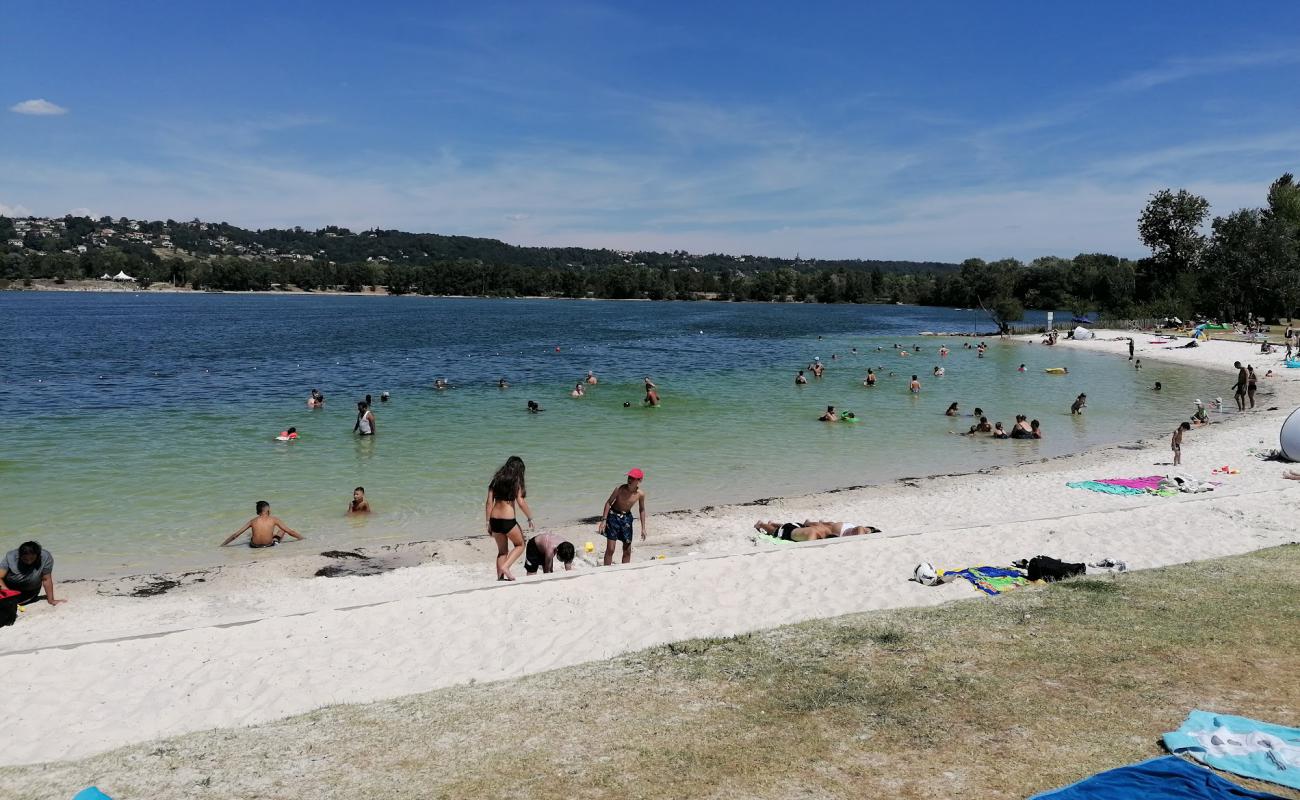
[1138,189,1210,286]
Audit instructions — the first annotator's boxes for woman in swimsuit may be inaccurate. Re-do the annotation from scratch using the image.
[485,455,534,581]
[1247,365,1257,409]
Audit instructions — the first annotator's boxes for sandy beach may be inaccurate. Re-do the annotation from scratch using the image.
[3,330,1297,768]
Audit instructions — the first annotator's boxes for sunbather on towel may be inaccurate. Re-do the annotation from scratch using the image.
[753,520,882,541]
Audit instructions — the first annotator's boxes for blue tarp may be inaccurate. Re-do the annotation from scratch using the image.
[1030,756,1288,799]
[1165,710,1300,790]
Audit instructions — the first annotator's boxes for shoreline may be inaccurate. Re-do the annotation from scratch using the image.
[3,329,1297,767]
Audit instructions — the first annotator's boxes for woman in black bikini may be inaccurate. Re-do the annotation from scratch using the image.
[485,455,534,581]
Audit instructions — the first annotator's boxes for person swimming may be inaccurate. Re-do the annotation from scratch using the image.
[307,389,324,408]
[966,416,992,434]
[945,402,959,416]
[434,378,451,390]
[572,382,585,398]
[819,405,838,422]
[347,487,371,514]
[992,421,1009,438]
[933,366,945,377]
[498,378,510,389]
[909,375,921,393]
[795,370,808,385]
[1018,363,1026,372]
[1153,382,1162,391]
[527,400,544,413]
[276,426,298,441]
[864,369,876,387]
[585,370,598,385]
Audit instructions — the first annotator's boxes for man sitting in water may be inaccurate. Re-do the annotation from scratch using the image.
[819,405,839,422]
[347,487,371,515]
[523,533,576,575]
[220,501,305,548]
[753,520,881,542]
[597,469,648,565]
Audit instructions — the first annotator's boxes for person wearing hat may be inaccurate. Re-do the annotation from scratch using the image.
[596,469,648,566]
[1191,399,1209,426]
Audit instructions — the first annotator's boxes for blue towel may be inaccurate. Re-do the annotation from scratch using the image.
[1165,710,1300,790]
[73,789,113,800]
[1031,756,1288,799]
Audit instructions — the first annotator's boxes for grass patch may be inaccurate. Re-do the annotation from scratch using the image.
[10,545,1300,800]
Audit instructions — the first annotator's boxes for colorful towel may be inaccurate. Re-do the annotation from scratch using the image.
[940,566,1030,595]
[1164,710,1300,790]
[1067,475,1168,495]
[1031,755,1288,799]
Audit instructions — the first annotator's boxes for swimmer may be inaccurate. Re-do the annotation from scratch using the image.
[586,370,598,385]
[572,382,585,398]
[353,401,375,436]
[434,377,451,390]
[909,375,921,393]
[527,400,544,413]
[992,421,1009,439]
[276,426,298,441]
[1018,364,1026,372]
[623,401,631,408]
[1070,393,1087,415]
[307,389,324,408]
[347,486,371,515]
[1030,419,1042,439]
[864,369,877,387]
[1011,415,1033,438]
[1134,359,1142,370]
[1153,382,1162,391]
[945,402,959,416]
[809,360,825,378]
[966,417,992,434]
[380,391,390,402]
[933,366,944,377]
[221,501,304,548]
[819,405,839,422]
[939,346,949,357]
[644,377,660,406]
[795,370,808,385]
[972,407,984,417]
[498,378,509,389]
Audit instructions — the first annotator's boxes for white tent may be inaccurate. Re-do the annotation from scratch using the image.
[99,274,113,280]
[1072,326,1094,340]
[112,271,136,281]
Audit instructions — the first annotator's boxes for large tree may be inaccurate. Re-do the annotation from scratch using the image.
[1138,189,1210,286]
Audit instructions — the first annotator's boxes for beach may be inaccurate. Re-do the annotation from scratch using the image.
[2,330,1297,771]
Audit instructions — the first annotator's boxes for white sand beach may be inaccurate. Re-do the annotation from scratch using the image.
[3,331,1297,767]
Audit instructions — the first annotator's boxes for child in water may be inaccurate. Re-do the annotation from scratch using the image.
[277,427,298,441]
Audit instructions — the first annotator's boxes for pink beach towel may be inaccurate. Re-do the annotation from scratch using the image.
[1096,476,1164,490]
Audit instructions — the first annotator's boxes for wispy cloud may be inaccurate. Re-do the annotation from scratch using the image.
[1113,48,1300,92]
[0,201,32,217]
[9,98,67,115]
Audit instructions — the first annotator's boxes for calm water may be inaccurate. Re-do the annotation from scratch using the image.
[0,294,1203,576]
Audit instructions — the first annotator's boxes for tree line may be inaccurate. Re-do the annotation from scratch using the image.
[3,171,1297,322]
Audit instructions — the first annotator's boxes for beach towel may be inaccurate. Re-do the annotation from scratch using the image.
[73,789,114,800]
[1164,710,1300,790]
[940,566,1030,595]
[1030,755,1289,799]
[1066,475,1166,496]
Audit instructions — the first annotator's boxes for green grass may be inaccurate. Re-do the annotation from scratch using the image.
[7,546,1299,800]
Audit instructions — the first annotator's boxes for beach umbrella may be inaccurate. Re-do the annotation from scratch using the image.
[1280,408,1300,462]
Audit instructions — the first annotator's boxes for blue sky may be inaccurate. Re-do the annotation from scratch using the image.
[2,1,1298,260]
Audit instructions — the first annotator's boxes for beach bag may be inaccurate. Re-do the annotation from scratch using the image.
[0,587,21,628]
[1026,556,1085,582]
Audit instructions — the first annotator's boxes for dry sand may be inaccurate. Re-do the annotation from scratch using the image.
[3,329,1297,767]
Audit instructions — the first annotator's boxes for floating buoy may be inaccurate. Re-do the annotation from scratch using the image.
[584,541,594,553]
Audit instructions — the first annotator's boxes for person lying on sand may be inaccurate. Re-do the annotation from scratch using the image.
[753,520,881,542]
[221,501,305,548]
[523,533,576,575]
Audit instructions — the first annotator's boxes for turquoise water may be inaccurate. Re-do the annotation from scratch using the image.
[0,294,1204,575]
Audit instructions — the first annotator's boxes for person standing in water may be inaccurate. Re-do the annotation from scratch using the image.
[586,371,599,385]
[597,468,647,566]
[485,456,534,581]
[644,377,660,406]
[353,401,376,436]
[1070,393,1087,415]
[795,370,808,385]
[909,375,921,393]
[864,369,876,387]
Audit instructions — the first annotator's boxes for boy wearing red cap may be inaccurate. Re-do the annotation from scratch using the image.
[597,469,648,565]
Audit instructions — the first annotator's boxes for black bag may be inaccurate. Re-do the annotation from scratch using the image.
[1026,555,1086,582]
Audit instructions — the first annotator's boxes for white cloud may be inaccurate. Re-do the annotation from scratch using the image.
[9,98,68,116]
[0,202,32,217]
[66,207,96,218]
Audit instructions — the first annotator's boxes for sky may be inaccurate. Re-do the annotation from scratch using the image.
[2,1,1299,261]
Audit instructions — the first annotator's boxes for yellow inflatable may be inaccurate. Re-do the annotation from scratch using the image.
[1044,368,1067,374]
